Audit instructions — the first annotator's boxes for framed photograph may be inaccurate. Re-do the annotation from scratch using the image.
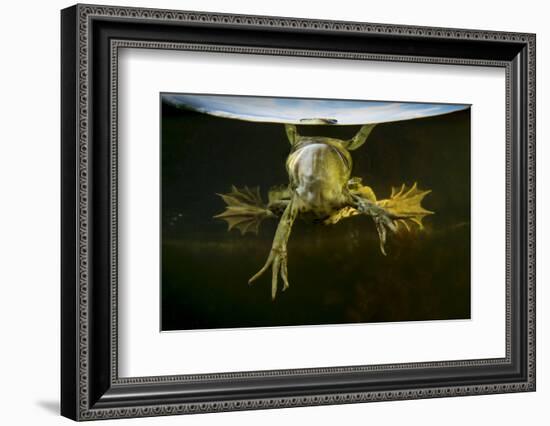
[61,4,536,421]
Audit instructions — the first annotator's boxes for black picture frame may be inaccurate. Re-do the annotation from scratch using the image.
[61,4,536,421]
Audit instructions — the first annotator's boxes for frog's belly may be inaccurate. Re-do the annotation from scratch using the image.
[287,143,350,216]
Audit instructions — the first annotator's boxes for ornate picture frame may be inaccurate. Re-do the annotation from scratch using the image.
[61,4,535,421]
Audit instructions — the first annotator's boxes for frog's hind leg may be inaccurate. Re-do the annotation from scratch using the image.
[248,197,298,300]
[367,183,433,253]
[326,180,433,255]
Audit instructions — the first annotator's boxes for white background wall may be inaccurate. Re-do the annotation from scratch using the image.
[0,0,547,424]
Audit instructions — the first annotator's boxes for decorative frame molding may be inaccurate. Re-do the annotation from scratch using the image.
[61,4,535,421]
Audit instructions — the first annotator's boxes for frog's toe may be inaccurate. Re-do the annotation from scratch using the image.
[281,257,290,291]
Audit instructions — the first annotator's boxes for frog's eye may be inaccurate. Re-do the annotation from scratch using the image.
[299,118,338,125]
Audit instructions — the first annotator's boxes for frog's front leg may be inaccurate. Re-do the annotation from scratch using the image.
[249,197,298,300]
[352,195,397,255]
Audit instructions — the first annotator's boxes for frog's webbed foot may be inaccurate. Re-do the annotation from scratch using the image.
[214,185,275,235]
[377,183,434,231]
[248,247,290,299]
[249,198,298,300]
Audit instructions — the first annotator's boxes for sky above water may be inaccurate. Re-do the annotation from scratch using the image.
[163,93,469,125]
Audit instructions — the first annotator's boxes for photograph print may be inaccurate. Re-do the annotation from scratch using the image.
[161,93,471,331]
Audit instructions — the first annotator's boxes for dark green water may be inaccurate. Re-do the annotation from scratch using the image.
[161,99,471,331]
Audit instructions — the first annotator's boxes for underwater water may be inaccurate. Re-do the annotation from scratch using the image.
[161,99,471,331]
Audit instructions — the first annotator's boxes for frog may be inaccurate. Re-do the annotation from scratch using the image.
[215,123,433,300]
